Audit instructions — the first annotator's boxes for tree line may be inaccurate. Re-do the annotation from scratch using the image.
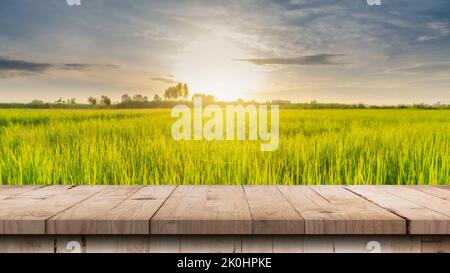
[1,82,449,109]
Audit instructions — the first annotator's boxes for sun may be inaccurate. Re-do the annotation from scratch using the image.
[173,36,264,101]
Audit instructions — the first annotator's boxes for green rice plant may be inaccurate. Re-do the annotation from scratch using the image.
[0,109,448,185]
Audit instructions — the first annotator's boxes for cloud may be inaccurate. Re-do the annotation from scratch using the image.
[417,22,450,42]
[391,63,450,74]
[0,56,118,77]
[61,63,119,71]
[0,57,51,72]
[417,35,437,42]
[234,54,347,66]
[427,22,450,36]
[151,77,179,84]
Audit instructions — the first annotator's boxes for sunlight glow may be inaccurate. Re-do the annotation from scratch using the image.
[174,36,264,101]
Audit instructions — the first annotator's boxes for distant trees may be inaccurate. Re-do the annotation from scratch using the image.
[100,95,112,106]
[192,93,216,104]
[154,94,162,101]
[88,97,97,105]
[121,94,131,103]
[132,94,149,102]
[164,83,189,101]
[55,98,77,104]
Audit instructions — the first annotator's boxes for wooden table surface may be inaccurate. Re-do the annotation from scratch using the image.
[0,185,449,235]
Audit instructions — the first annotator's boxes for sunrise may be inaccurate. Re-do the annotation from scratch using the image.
[1,0,449,104]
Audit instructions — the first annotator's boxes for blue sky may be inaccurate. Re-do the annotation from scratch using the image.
[0,0,449,104]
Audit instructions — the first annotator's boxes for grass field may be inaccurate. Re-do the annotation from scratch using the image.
[0,109,448,185]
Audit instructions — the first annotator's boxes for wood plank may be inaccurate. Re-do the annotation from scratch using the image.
[333,236,421,253]
[302,237,334,253]
[180,236,241,253]
[0,186,72,219]
[411,186,450,201]
[46,186,141,234]
[273,236,303,253]
[421,236,450,253]
[14,186,71,199]
[0,186,42,200]
[381,186,450,217]
[278,186,405,234]
[347,186,450,234]
[435,186,450,191]
[85,236,150,253]
[241,236,273,253]
[0,186,104,234]
[55,236,84,253]
[244,186,304,234]
[149,236,180,253]
[97,186,175,234]
[0,236,55,253]
[151,186,252,234]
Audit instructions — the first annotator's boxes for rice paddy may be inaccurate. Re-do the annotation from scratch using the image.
[0,109,448,185]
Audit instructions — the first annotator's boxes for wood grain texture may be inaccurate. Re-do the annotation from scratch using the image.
[421,236,450,253]
[241,236,274,253]
[0,235,447,253]
[0,186,103,234]
[0,186,448,235]
[380,186,450,217]
[410,186,450,202]
[149,236,180,253]
[180,236,241,253]
[0,236,55,253]
[272,236,303,253]
[46,186,141,234]
[435,186,450,191]
[244,186,304,234]
[0,186,72,234]
[333,236,421,253]
[151,186,252,234]
[347,186,450,234]
[97,186,175,234]
[302,237,334,253]
[85,236,150,253]
[278,186,405,234]
[0,186,41,200]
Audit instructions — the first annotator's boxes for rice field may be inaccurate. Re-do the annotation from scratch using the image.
[0,109,448,185]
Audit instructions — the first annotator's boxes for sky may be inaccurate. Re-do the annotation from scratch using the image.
[0,0,449,104]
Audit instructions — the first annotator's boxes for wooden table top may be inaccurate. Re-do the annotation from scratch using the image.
[0,185,449,235]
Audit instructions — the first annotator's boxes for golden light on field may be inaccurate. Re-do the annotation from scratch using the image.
[174,36,264,101]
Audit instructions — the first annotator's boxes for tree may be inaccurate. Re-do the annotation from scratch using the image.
[164,86,176,100]
[121,94,131,102]
[88,97,97,105]
[192,93,216,104]
[153,94,162,101]
[164,83,189,101]
[133,94,142,101]
[31,100,44,104]
[100,95,111,106]
[68,98,76,104]
[182,83,189,100]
